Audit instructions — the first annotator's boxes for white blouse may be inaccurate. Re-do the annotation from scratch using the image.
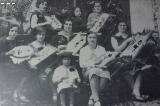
[79,45,107,68]
[52,65,80,93]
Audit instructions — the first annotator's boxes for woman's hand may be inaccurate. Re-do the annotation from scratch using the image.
[29,64,37,69]
[58,45,67,50]
[125,37,133,43]
[5,50,15,55]
[45,16,52,25]
[141,65,152,70]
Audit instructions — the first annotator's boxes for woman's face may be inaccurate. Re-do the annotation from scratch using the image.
[152,32,159,42]
[36,32,46,42]
[64,20,72,33]
[74,7,81,17]
[94,3,102,13]
[39,1,47,12]
[118,22,127,33]
[9,26,18,38]
[87,33,97,46]
[62,57,71,66]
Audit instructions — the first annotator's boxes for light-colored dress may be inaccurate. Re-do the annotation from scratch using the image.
[79,45,110,80]
[52,65,80,93]
[87,12,101,29]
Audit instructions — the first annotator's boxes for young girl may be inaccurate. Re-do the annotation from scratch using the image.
[52,54,80,106]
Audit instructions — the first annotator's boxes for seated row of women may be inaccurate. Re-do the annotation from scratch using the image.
[0,19,160,106]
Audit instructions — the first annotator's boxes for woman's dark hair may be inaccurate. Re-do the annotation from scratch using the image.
[86,32,98,43]
[36,0,47,8]
[94,1,102,5]
[64,17,72,23]
[33,27,46,35]
[62,17,73,29]
[72,7,81,17]
[93,1,103,11]
[8,24,19,33]
[115,20,128,33]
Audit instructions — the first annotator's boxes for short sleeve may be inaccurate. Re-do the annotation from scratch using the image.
[52,67,63,83]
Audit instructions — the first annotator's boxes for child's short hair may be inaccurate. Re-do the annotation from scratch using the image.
[61,53,72,59]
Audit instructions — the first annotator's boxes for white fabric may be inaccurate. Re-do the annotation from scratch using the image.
[79,45,107,68]
[52,65,80,93]
[79,45,110,79]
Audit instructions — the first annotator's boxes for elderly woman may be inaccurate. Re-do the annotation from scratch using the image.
[79,32,110,106]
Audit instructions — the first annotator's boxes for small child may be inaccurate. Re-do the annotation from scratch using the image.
[52,54,80,106]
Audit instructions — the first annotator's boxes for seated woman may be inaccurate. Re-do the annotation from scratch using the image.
[87,1,110,46]
[27,27,54,103]
[111,21,132,52]
[0,25,18,59]
[71,7,86,33]
[87,1,103,30]
[52,54,80,106]
[30,0,51,29]
[111,21,158,101]
[79,32,110,106]
[0,25,30,102]
[29,27,47,53]
[51,18,74,51]
[30,0,53,42]
[130,31,160,101]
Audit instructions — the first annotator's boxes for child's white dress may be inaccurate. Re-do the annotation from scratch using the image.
[52,65,80,93]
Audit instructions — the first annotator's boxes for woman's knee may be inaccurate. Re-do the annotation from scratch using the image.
[99,78,108,91]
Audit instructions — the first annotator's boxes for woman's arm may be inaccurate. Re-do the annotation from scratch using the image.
[87,14,98,29]
[30,15,51,29]
[111,37,132,52]
[52,68,66,84]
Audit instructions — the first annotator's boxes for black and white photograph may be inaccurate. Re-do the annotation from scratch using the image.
[0,0,160,106]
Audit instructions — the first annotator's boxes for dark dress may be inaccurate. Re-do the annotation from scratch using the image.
[0,37,29,96]
[135,41,160,96]
[51,30,75,47]
[0,37,17,61]
[72,16,86,33]
[110,34,128,51]
[108,34,132,103]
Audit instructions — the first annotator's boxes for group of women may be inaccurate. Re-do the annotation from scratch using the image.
[0,0,160,106]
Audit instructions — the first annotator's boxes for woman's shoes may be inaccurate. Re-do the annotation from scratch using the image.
[88,99,94,106]
[88,98,101,106]
[94,100,101,106]
[13,90,29,103]
[132,94,149,102]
